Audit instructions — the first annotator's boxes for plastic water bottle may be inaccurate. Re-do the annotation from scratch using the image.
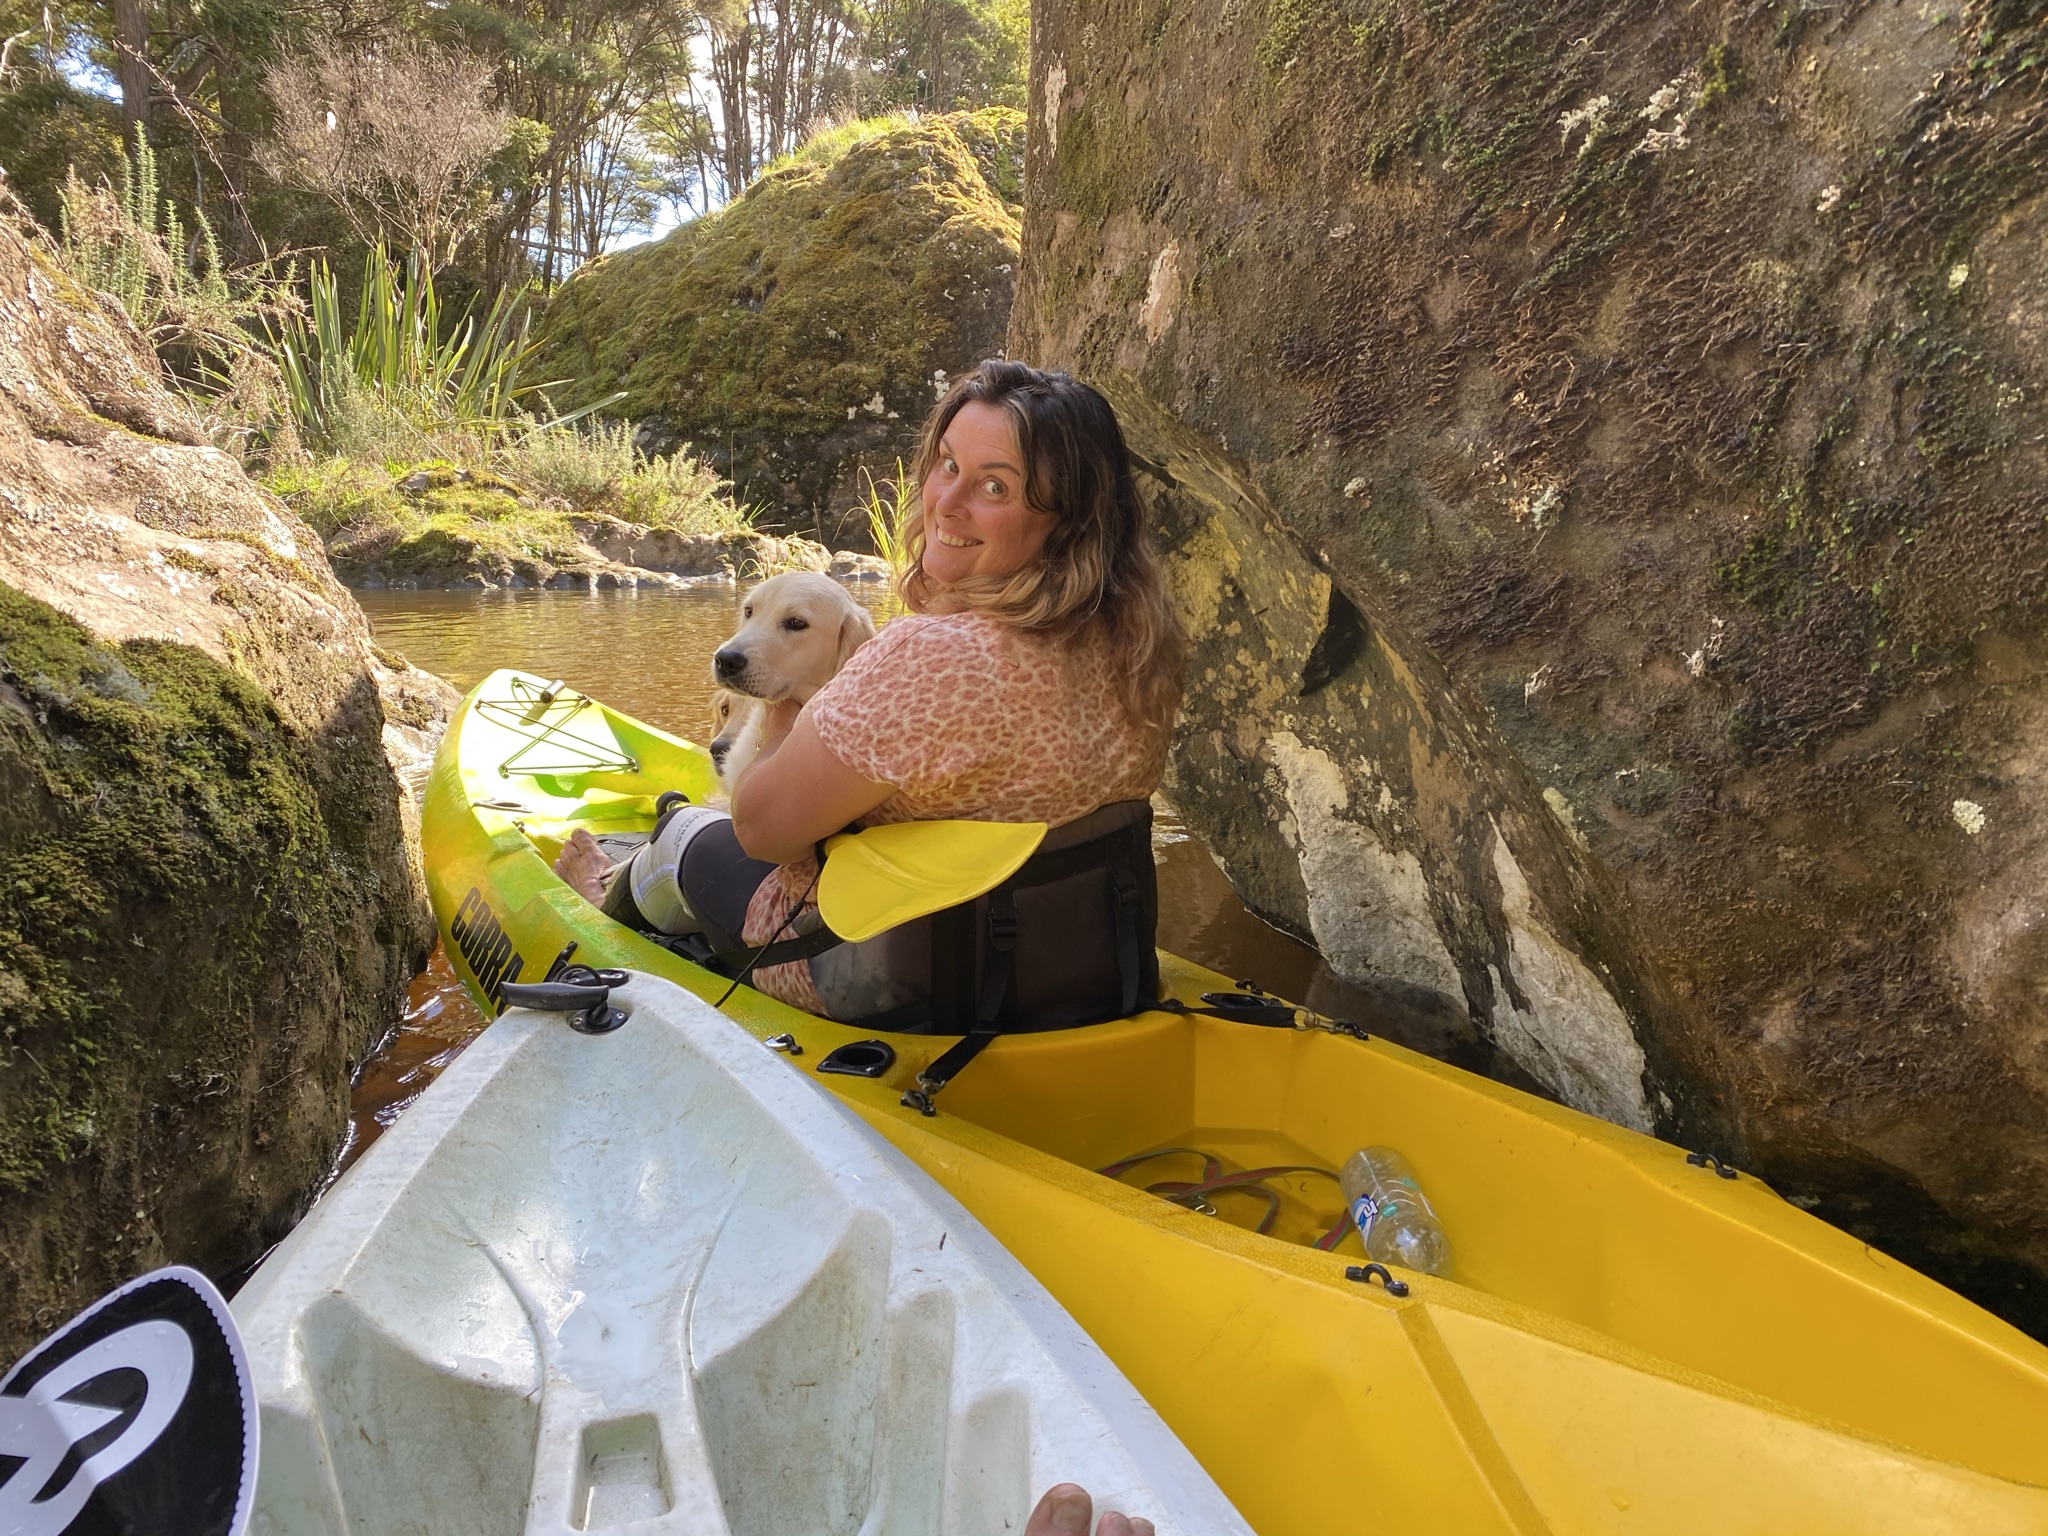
[1341,1147,1452,1275]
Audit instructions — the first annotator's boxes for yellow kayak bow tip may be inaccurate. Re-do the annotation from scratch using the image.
[819,819,1048,942]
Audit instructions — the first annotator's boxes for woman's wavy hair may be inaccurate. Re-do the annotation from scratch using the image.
[899,359,1186,736]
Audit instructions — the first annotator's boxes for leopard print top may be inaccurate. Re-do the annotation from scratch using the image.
[741,611,1168,1012]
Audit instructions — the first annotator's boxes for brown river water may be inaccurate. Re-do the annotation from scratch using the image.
[342,585,1518,1175]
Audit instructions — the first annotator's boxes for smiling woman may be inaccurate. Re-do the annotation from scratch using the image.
[918,400,1058,584]
[556,359,1190,1033]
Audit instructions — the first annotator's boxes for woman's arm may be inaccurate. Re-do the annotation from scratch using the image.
[730,700,897,863]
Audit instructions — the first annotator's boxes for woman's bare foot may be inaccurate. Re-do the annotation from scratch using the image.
[1024,1484,1155,1536]
[553,828,611,904]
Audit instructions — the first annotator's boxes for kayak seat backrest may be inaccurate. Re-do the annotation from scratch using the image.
[811,800,1159,1033]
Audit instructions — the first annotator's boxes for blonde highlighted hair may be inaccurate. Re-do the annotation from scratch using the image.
[898,360,1186,736]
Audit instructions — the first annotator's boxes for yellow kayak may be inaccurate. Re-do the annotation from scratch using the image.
[422,669,2048,1535]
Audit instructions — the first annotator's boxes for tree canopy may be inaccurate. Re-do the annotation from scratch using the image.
[0,0,1028,286]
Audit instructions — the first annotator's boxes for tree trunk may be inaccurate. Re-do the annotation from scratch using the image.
[113,0,151,135]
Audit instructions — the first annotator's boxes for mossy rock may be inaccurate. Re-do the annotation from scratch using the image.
[1016,0,2048,1334]
[0,217,431,1355]
[0,585,412,1352]
[533,109,1024,541]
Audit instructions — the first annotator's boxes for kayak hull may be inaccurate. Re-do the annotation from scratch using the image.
[234,972,1251,1536]
[421,670,2048,1535]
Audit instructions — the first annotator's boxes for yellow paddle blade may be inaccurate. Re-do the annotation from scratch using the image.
[818,820,1048,943]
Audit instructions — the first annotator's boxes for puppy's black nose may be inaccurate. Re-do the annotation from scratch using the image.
[709,740,730,769]
[713,647,746,680]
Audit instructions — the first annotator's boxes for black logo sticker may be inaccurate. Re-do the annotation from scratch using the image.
[449,885,525,1011]
[0,1265,254,1536]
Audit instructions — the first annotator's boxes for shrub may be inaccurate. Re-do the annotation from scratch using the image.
[617,452,748,534]
[496,416,751,534]
[49,127,300,458]
[497,419,640,507]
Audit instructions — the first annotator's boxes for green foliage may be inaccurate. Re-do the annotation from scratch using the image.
[501,418,642,506]
[0,75,121,233]
[499,418,750,533]
[43,125,302,459]
[51,122,300,375]
[614,449,747,534]
[531,109,1022,516]
[766,113,919,176]
[270,455,576,569]
[58,127,230,337]
[857,459,914,621]
[264,245,599,456]
[857,0,1030,115]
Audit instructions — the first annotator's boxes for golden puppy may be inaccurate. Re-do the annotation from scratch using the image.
[706,688,764,801]
[710,572,874,791]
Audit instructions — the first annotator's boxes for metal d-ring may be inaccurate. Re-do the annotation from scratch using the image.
[764,1033,804,1056]
[1686,1150,1740,1180]
[1344,1263,1410,1296]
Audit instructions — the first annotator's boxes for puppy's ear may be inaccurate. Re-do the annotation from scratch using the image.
[836,604,877,671]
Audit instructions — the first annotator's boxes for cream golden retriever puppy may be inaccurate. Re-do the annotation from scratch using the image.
[705,688,761,801]
[710,571,874,793]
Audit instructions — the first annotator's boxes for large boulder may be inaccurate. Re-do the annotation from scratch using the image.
[533,110,1023,541]
[1013,2,2048,1327]
[0,221,433,1357]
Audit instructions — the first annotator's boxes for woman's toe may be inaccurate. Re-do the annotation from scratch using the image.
[1024,1484,1093,1536]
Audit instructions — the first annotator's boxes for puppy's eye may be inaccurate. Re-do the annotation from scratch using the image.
[742,604,752,617]
[783,616,810,631]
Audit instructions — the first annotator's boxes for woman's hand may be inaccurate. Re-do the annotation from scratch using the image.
[729,706,895,863]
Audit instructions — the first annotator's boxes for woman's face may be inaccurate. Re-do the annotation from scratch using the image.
[920,401,1055,587]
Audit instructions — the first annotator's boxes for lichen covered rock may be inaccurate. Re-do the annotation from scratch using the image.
[0,221,432,1356]
[533,110,1024,539]
[1014,0,2048,1328]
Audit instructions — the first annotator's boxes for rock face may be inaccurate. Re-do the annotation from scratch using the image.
[533,110,1023,540]
[1013,2,2048,1326]
[334,510,874,593]
[0,221,432,1356]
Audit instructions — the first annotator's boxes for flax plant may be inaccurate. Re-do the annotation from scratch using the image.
[860,460,915,623]
[266,245,613,457]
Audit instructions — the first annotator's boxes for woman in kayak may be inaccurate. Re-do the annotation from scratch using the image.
[555,357,1185,1021]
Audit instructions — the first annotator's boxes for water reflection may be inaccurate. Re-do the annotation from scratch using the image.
[357,585,764,740]
[342,587,1532,1177]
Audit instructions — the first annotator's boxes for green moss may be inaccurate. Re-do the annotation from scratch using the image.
[1715,528,1791,608]
[1696,42,1737,110]
[531,109,1023,517]
[0,584,336,1191]
[946,106,1028,205]
[1257,0,1319,74]
[273,444,751,581]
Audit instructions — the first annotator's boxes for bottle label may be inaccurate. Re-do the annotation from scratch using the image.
[1350,1192,1380,1239]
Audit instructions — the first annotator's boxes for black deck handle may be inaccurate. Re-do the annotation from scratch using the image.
[1344,1263,1411,1296]
[500,970,629,1034]
[502,980,611,1011]
[1686,1150,1739,1180]
[1196,991,1299,1027]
